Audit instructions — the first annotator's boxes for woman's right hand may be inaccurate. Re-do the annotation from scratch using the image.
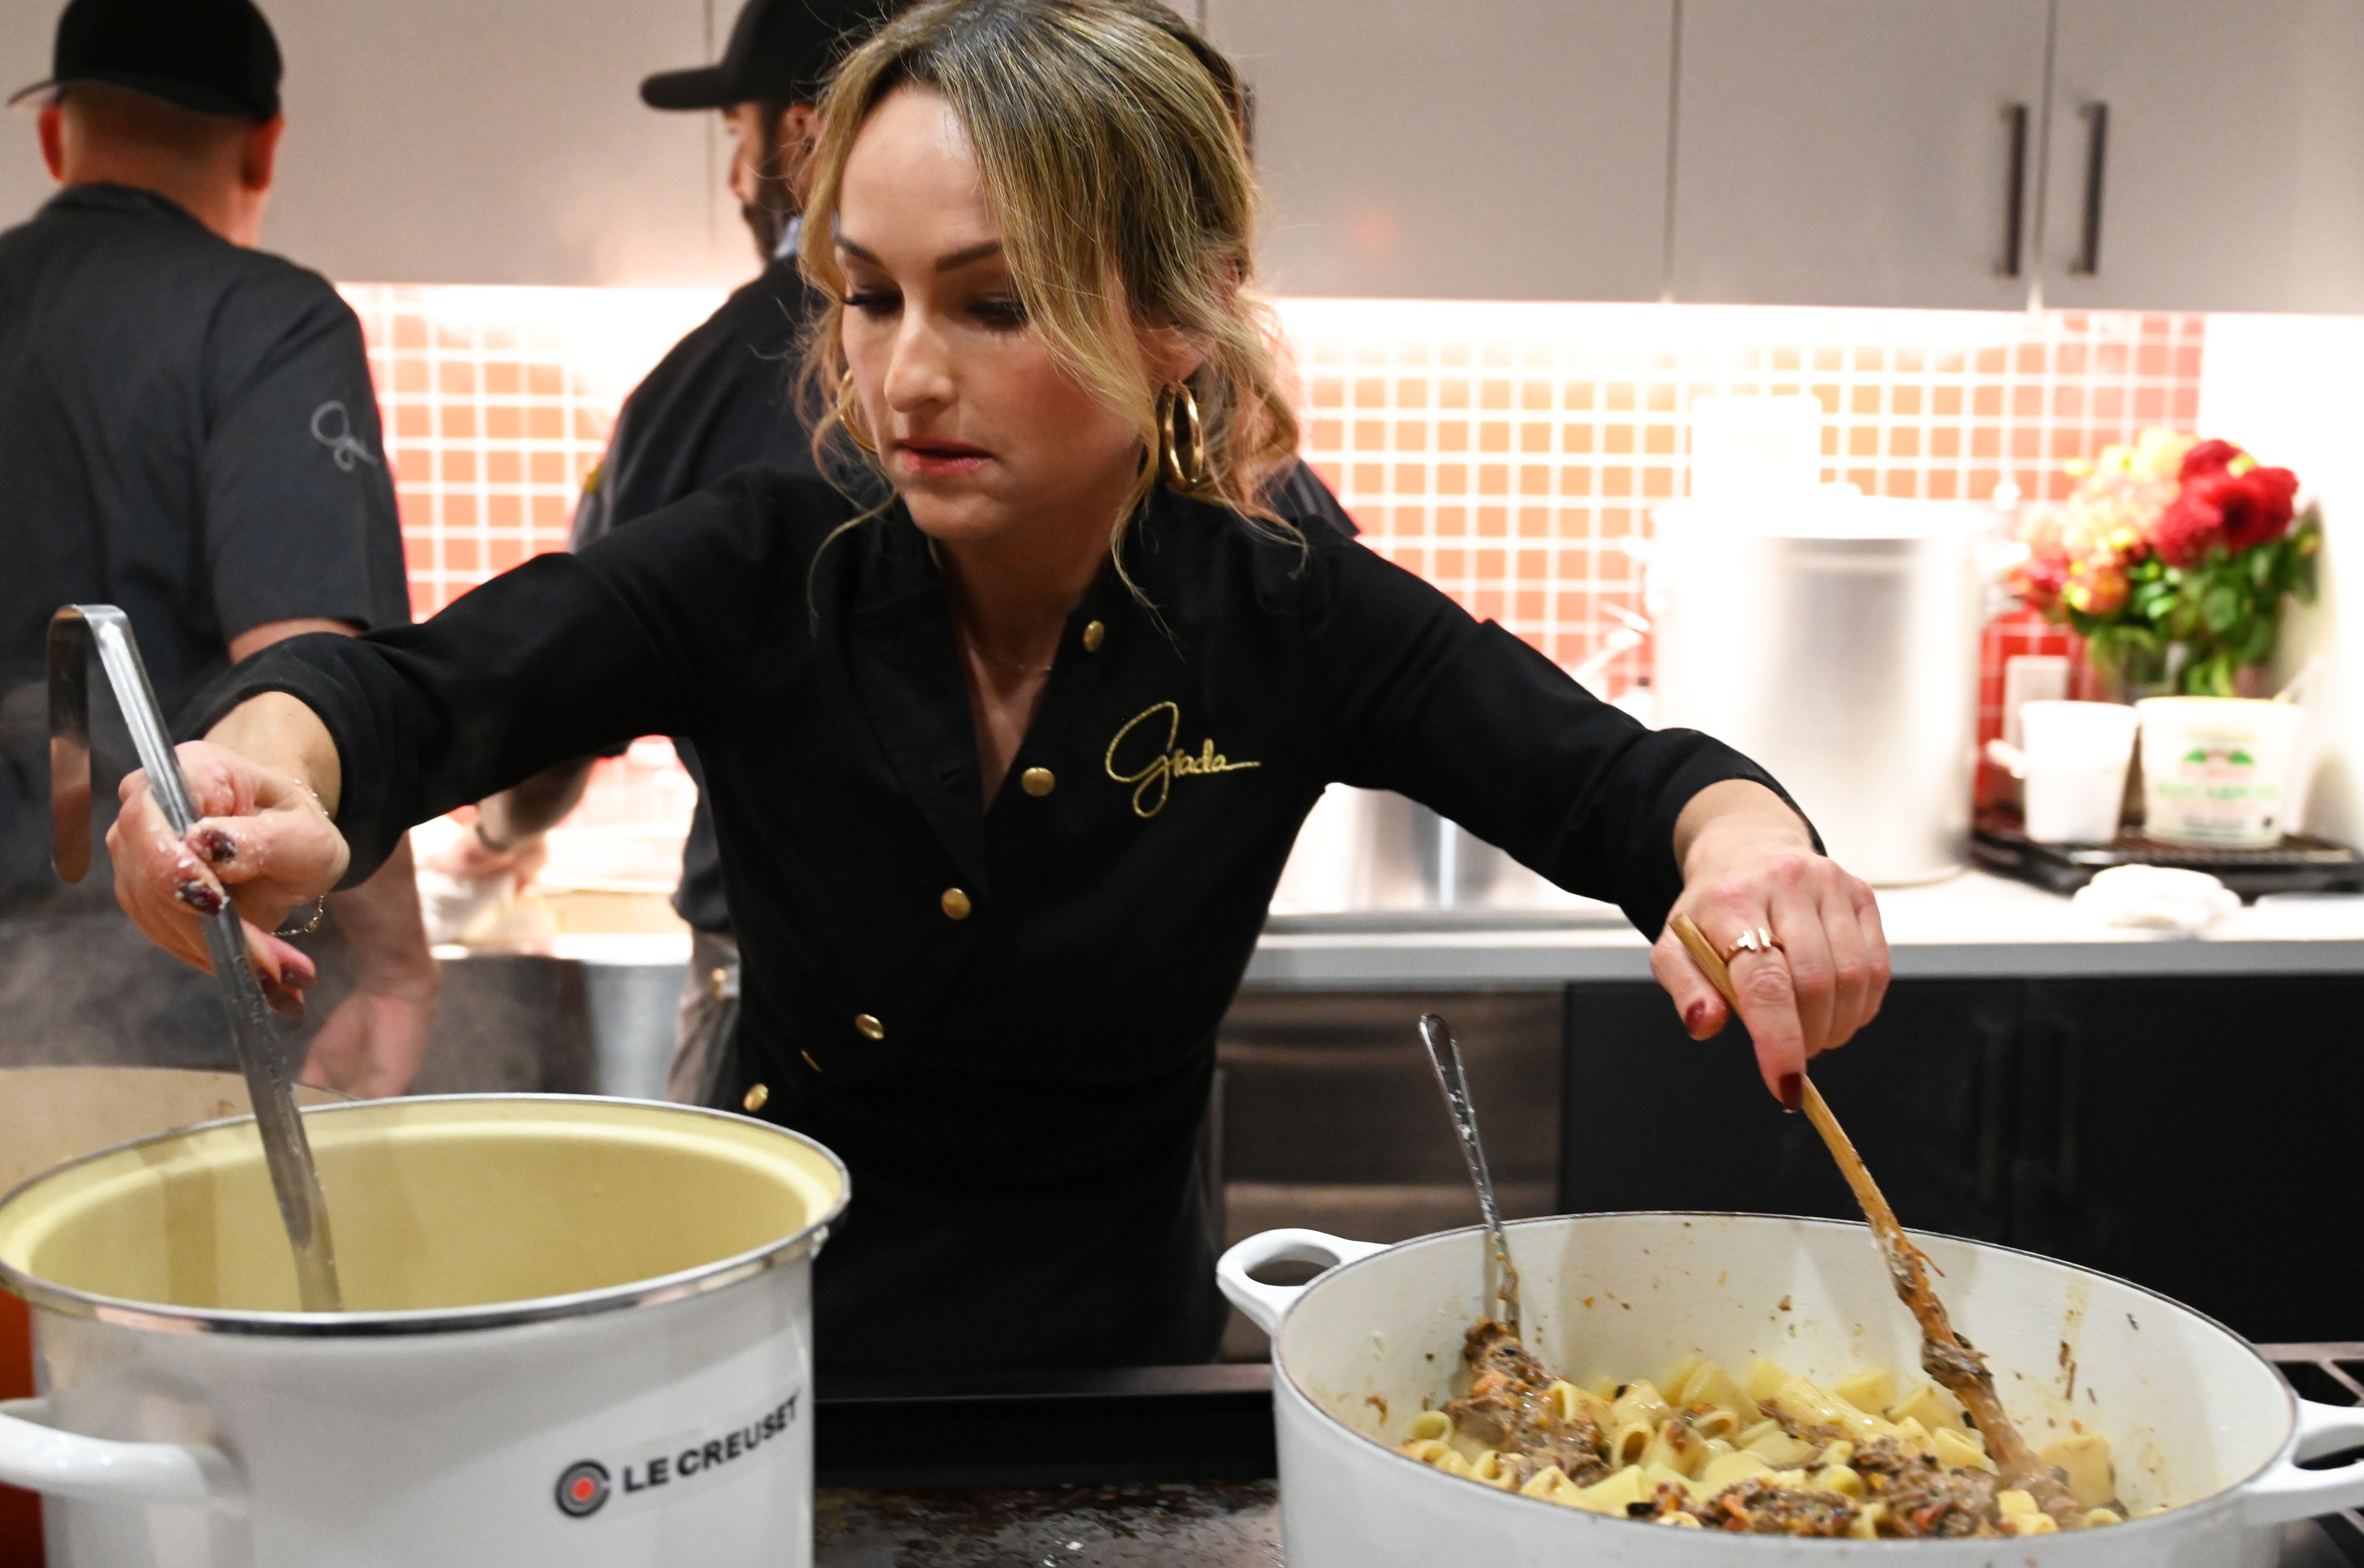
[107,739,351,1017]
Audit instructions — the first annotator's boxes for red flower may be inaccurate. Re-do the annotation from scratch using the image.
[2150,488,2225,566]
[2178,438,2246,482]
[2153,466,2299,564]
[2218,465,2299,551]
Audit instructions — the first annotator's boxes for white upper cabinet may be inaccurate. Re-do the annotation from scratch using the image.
[261,0,742,288]
[1667,0,2049,309]
[2040,0,2364,314]
[0,7,55,232]
[1205,0,1675,301]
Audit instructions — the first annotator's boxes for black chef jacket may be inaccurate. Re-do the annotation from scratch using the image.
[196,469,1790,1372]
[569,252,1363,938]
[0,183,408,913]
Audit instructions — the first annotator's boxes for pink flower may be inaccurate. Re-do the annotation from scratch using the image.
[2011,552,2069,613]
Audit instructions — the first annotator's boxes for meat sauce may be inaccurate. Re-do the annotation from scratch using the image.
[1395,1324,2133,1540]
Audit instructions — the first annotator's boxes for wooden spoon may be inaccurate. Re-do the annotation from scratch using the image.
[1669,913,2079,1527]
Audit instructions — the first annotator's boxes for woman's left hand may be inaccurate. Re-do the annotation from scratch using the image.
[1651,780,1889,1110]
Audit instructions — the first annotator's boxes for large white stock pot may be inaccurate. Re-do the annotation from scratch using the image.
[1219,1213,2364,1568]
[0,1094,848,1568]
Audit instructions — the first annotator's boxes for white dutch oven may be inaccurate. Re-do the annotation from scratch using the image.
[1220,1213,2364,1567]
[0,1094,848,1568]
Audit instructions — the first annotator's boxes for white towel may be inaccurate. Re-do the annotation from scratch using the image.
[2071,864,2242,934]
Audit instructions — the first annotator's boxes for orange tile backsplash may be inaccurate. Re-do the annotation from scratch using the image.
[343,284,726,616]
[345,285,2198,760]
[1275,301,2202,703]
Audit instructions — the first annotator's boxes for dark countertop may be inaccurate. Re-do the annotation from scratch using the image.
[812,1487,2364,1567]
[816,1482,1279,1568]
[804,1350,2364,1566]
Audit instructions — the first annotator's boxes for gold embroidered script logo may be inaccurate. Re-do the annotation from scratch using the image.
[1104,701,1261,818]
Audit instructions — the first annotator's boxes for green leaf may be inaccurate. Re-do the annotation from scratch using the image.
[2201,584,2243,634]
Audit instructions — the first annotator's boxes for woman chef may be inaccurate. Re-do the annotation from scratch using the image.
[109,0,1890,1372]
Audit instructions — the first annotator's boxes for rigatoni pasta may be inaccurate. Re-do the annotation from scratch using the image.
[1397,1323,2139,1538]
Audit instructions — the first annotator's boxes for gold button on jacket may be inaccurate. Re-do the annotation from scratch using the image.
[1081,619,1105,652]
[742,1082,770,1112]
[1020,766,1055,796]
[940,887,972,920]
[855,1012,886,1040]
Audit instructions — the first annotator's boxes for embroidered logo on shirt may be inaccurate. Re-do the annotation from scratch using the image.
[1105,701,1260,818]
[310,401,380,472]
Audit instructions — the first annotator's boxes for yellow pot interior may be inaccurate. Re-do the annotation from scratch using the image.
[0,1097,843,1315]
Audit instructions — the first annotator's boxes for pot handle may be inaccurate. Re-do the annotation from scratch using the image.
[1216,1229,1391,1337]
[2240,1398,2364,1526]
[0,1397,233,1506]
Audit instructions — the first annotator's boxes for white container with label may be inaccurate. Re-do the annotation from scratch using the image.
[2136,697,2306,848]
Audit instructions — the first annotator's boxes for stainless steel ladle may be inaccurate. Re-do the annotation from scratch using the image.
[49,604,342,1312]
[1417,1012,1519,1337]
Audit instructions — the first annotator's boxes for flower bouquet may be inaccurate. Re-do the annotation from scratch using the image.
[2007,429,2320,696]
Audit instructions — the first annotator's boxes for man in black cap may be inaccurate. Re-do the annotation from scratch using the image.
[0,0,436,1092]
[433,0,895,1106]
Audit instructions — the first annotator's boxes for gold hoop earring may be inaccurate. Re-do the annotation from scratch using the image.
[1158,382,1209,493]
[837,369,878,457]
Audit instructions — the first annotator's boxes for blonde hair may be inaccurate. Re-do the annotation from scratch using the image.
[798,0,1301,578]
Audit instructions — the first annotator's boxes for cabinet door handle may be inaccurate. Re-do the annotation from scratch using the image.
[2000,103,2029,278]
[2070,102,2110,277]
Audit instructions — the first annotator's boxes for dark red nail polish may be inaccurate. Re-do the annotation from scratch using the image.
[198,828,237,864]
[1684,1001,1710,1032]
[1777,1072,1804,1113]
[175,878,224,916]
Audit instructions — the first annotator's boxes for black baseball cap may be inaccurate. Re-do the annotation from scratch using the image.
[641,0,891,111]
[9,0,282,122]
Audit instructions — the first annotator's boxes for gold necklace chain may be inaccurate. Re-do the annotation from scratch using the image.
[956,625,1054,677]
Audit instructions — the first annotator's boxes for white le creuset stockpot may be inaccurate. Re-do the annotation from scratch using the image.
[1219,1212,2364,1567]
[0,1093,848,1568]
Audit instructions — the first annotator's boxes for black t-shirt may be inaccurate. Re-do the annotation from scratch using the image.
[569,255,823,935]
[0,184,410,908]
[201,471,1795,1372]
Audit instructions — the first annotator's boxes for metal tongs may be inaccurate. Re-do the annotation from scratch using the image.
[49,605,342,1312]
[1418,1013,1520,1338]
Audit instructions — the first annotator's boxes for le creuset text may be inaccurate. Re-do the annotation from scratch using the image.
[554,1390,801,1518]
